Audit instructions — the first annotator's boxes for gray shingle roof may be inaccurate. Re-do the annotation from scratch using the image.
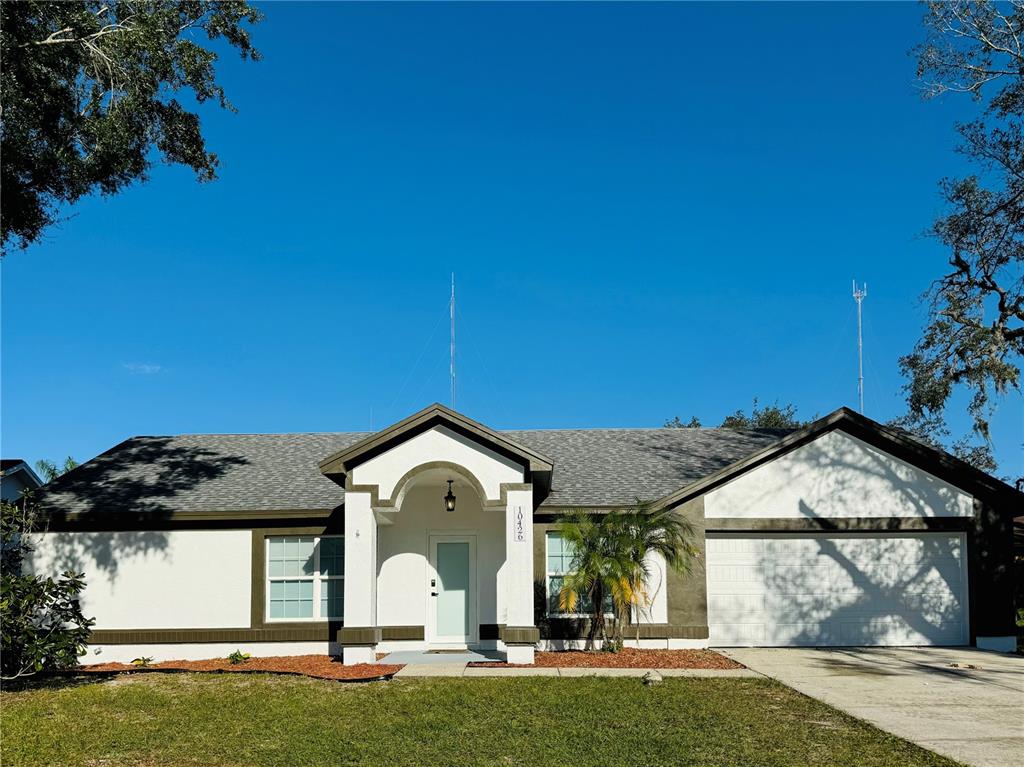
[39,427,791,518]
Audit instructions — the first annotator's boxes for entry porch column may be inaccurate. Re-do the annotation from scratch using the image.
[339,490,379,664]
[503,487,538,663]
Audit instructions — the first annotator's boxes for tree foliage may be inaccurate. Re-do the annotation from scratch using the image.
[556,503,698,652]
[665,398,809,430]
[1,498,94,681]
[35,456,79,483]
[663,415,702,428]
[0,1,262,252]
[901,2,1024,459]
[718,399,809,430]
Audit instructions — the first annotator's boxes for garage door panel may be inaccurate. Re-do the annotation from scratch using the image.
[707,594,764,615]
[709,623,766,642]
[770,622,834,645]
[706,533,968,647]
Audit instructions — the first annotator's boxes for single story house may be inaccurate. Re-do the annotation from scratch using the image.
[30,403,1021,665]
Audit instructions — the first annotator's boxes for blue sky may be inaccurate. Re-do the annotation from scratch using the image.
[2,1,1021,478]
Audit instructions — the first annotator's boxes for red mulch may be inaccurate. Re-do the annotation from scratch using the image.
[470,649,743,669]
[77,654,401,681]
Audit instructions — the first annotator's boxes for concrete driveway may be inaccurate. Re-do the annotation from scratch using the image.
[727,647,1023,767]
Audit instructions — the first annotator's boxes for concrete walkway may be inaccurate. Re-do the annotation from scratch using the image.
[379,649,504,665]
[727,647,1024,767]
[393,664,758,678]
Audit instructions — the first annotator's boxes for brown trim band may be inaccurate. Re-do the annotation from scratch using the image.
[705,517,973,533]
[540,620,708,641]
[381,626,425,641]
[500,626,540,645]
[40,511,339,532]
[336,627,381,646]
[91,625,426,646]
[90,626,336,644]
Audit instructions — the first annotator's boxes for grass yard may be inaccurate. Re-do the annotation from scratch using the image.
[0,674,960,767]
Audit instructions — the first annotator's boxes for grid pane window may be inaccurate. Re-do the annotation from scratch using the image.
[320,577,344,619]
[546,531,612,616]
[269,579,314,619]
[266,535,343,621]
[546,533,573,575]
[268,537,315,577]
[319,537,344,577]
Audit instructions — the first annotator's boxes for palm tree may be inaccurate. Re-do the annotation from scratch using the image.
[556,511,631,651]
[557,502,698,652]
[615,501,699,646]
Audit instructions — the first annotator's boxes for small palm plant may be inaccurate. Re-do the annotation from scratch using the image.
[557,501,698,652]
[556,511,632,651]
[615,501,699,646]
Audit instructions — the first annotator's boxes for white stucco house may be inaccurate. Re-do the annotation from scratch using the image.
[28,403,1021,665]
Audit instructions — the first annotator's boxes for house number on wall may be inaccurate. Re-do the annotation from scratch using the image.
[514,506,526,542]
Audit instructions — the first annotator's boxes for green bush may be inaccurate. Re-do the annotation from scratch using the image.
[130,657,154,667]
[227,649,251,665]
[1,499,94,681]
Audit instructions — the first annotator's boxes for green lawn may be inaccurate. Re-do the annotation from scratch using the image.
[0,674,959,767]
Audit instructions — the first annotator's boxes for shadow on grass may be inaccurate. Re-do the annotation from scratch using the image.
[2,673,111,693]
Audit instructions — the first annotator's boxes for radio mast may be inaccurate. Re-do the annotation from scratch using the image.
[450,273,456,409]
[852,280,867,413]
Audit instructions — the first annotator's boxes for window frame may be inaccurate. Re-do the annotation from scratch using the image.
[265,535,344,623]
[545,530,613,619]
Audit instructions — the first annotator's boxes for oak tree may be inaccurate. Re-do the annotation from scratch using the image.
[1,1,262,252]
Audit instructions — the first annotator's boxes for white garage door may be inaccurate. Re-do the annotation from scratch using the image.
[706,533,969,647]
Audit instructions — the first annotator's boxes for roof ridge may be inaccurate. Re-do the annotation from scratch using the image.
[153,431,372,438]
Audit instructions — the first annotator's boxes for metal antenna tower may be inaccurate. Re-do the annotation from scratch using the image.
[450,273,456,409]
[852,280,868,413]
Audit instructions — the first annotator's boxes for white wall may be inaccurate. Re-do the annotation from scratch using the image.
[86,641,343,665]
[351,426,524,502]
[375,482,505,629]
[28,530,252,629]
[705,430,973,519]
[635,550,668,624]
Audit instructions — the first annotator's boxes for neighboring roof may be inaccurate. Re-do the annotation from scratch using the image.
[1,459,43,489]
[38,423,788,518]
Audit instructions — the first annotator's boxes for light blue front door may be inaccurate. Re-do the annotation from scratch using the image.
[435,541,470,639]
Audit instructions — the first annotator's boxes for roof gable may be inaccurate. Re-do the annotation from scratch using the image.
[318,403,554,481]
[655,407,1023,511]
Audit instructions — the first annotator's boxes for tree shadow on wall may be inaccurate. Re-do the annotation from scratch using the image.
[748,438,972,652]
[33,437,249,583]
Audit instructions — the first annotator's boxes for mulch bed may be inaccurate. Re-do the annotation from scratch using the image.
[76,655,402,682]
[469,649,744,669]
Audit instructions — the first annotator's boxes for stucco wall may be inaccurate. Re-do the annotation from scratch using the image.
[88,641,342,665]
[375,482,505,629]
[705,430,973,519]
[27,530,252,629]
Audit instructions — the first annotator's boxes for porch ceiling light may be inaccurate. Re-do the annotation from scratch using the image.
[444,479,456,512]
